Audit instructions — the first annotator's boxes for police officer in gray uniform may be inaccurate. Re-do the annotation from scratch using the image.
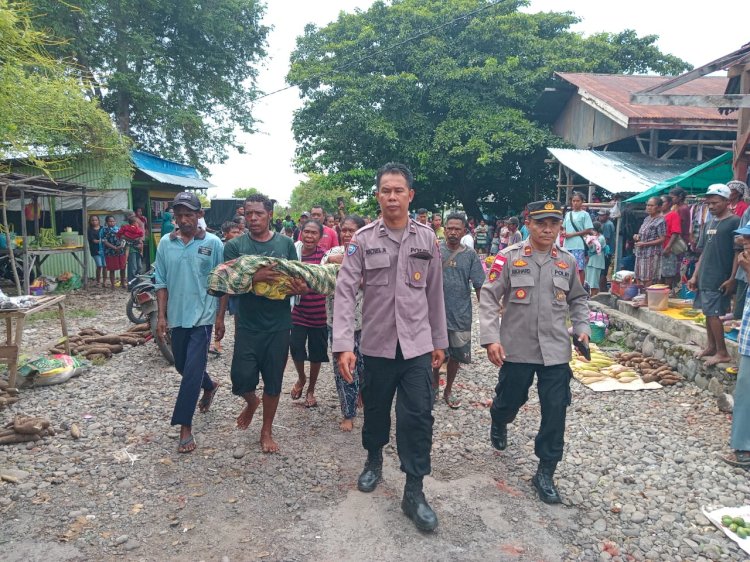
[479,200,590,503]
[333,162,448,531]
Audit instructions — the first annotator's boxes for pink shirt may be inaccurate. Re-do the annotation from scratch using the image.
[318,225,339,252]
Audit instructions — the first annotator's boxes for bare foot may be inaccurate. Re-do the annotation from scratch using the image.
[695,348,716,359]
[339,418,354,432]
[304,392,318,408]
[260,431,279,453]
[705,353,732,366]
[236,394,261,429]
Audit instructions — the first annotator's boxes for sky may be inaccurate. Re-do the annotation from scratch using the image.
[206,0,748,206]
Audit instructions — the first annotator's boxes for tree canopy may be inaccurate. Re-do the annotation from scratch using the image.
[0,0,131,182]
[287,0,691,217]
[31,0,268,174]
[288,175,356,218]
[232,187,265,199]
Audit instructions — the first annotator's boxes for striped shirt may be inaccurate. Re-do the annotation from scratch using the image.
[292,247,327,327]
[739,285,750,357]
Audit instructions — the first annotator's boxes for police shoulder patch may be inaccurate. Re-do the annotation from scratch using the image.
[347,243,358,256]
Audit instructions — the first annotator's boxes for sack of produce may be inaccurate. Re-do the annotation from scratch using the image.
[16,354,90,387]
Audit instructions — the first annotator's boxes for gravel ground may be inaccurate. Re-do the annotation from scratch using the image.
[1,289,749,561]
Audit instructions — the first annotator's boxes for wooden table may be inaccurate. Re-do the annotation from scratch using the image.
[0,295,70,390]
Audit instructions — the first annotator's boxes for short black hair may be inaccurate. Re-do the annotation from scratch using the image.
[445,212,467,228]
[245,193,273,213]
[232,215,246,224]
[376,162,413,190]
[343,214,366,230]
[416,208,428,215]
[221,221,240,234]
[303,219,324,236]
[311,204,325,212]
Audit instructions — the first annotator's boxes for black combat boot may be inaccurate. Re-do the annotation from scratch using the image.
[532,460,562,504]
[490,422,507,451]
[401,474,438,531]
[357,448,382,493]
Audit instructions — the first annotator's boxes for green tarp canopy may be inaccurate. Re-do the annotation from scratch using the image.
[625,152,733,203]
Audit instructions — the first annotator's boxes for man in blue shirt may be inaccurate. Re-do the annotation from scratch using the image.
[154,192,224,453]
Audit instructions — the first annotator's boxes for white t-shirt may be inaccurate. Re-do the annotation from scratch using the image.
[198,217,207,229]
[460,233,474,249]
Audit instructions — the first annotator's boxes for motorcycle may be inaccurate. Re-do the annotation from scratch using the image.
[129,279,174,365]
[126,269,155,324]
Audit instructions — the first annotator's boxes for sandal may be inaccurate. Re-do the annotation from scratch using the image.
[722,450,750,469]
[177,434,196,453]
[444,393,462,409]
[198,382,220,413]
[290,382,304,400]
[304,394,318,408]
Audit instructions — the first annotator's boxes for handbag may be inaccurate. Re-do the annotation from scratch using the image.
[670,236,688,256]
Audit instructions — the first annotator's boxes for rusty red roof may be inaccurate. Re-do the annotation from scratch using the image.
[555,72,736,129]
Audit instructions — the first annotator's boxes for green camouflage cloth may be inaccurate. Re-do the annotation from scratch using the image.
[207,255,340,299]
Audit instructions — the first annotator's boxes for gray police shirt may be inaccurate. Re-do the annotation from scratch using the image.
[440,242,485,332]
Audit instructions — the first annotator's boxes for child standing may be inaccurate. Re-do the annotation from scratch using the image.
[585,222,607,296]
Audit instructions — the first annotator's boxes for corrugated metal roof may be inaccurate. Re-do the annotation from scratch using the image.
[548,148,698,194]
[555,73,735,129]
[131,150,214,189]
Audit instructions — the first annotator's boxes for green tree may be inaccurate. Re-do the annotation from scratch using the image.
[0,0,131,181]
[287,0,691,218]
[232,187,264,199]
[288,174,355,217]
[31,0,268,174]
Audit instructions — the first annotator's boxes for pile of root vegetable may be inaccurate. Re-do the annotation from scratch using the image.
[0,415,53,446]
[0,379,18,410]
[571,345,685,386]
[48,324,150,361]
[611,351,684,385]
[571,345,641,385]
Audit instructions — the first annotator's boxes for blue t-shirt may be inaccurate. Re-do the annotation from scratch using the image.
[563,210,593,251]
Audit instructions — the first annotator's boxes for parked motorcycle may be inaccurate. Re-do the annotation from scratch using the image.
[126,269,155,324]
[127,274,174,364]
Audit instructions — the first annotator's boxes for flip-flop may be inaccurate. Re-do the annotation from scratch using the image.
[444,394,462,409]
[198,382,220,413]
[721,453,750,469]
[290,382,304,400]
[177,434,196,454]
[304,395,318,408]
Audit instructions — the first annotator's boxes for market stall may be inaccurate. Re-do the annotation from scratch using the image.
[0,173,91,294]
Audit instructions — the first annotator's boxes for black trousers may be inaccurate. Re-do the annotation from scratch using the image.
[362,346,433,478]
[490,361,572,463]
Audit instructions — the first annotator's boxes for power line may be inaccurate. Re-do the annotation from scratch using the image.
[254,1,501,102]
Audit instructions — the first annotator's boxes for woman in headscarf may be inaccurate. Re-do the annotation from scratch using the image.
[728,180,749,217]
[634,197,666,286]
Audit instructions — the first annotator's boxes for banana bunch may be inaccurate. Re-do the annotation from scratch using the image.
[571,345,641,385]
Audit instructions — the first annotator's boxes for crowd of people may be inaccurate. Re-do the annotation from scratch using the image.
[87,208,149,288]
[146,168,750,533]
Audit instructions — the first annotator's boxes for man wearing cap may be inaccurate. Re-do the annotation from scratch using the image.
[479,200,590,504]
[333,162,448,531]
[688,184,740,366]
[724,223,750,469]
[154,192,224,453]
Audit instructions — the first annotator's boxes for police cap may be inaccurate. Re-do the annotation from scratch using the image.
[527,200,563,221]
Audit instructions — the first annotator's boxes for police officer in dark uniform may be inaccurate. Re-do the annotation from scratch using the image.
[332,162,448,531]
[479,200,590,503]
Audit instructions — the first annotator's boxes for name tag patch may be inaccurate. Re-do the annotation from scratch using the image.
[197,246,212,256]
[365,247,386,255]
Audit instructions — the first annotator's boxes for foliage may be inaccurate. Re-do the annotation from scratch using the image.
[197,193,211,208]
[232,187,265,199]
[288,174,356,217]
[287,0,691,218]
[31,0,269,174]
[0,0,131,182]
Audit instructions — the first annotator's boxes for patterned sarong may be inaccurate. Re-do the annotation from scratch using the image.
[207,255,340,299]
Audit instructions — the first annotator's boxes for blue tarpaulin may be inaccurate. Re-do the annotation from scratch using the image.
[131,150,213,189]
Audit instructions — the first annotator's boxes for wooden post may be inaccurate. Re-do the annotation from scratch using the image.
[32,195,39,237]
[734,63,750,181]
[19,189,29,294]
[649,129,659,158]
[82,187,88,290]
[1,185,21,295]
[613,215,622,274]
